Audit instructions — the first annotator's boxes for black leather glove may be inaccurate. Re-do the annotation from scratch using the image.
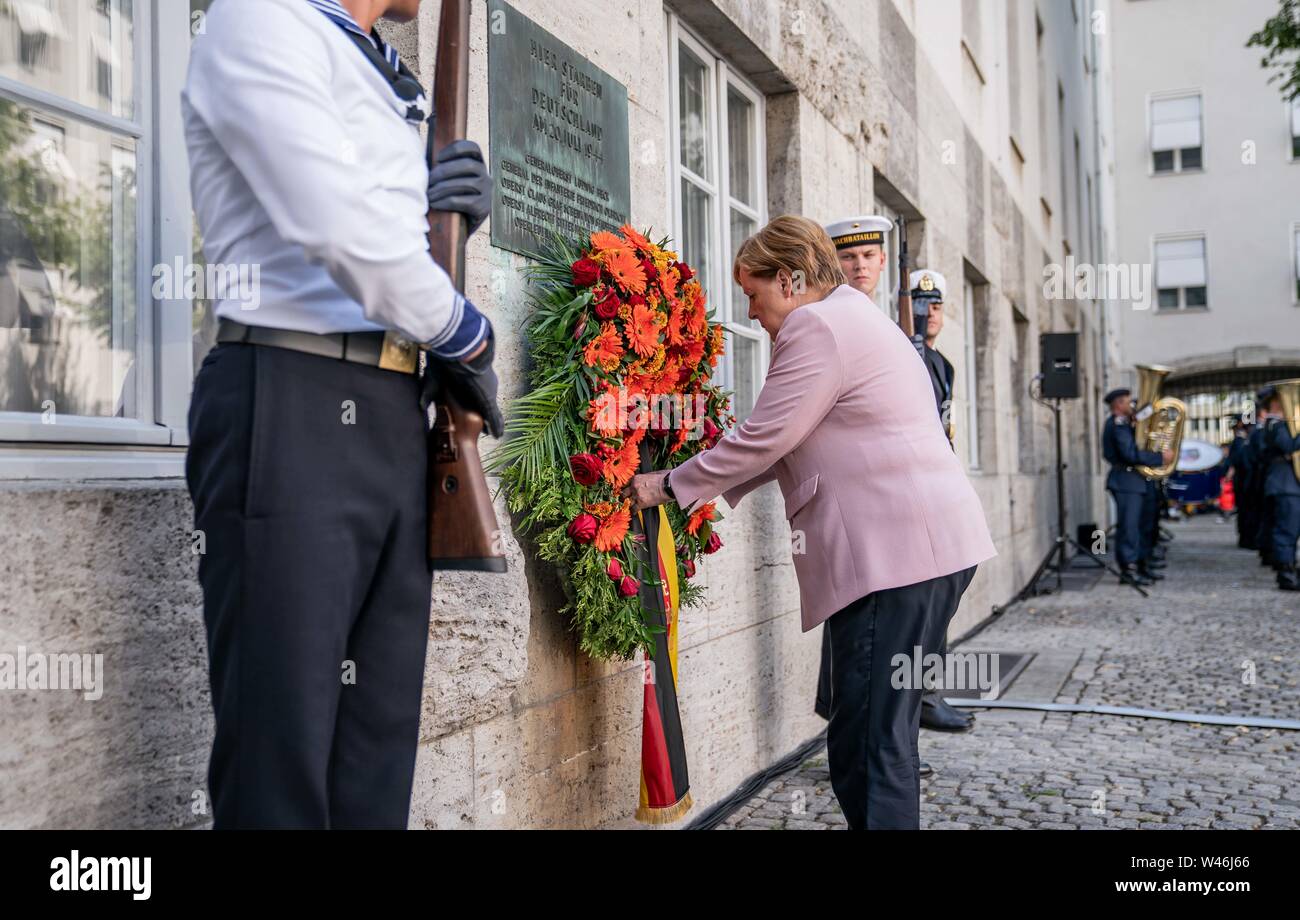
[427,331,505,439]
[428,139,492,236]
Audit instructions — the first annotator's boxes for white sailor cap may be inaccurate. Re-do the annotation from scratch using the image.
[824,215,893,250]
[909,269,947,302]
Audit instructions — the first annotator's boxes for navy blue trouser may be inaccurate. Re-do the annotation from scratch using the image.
[1272,495,1299,568]
[824,565,977,830]
[1258,496,1276,562]
[186,342,433,829]
[1110,488,1144,566]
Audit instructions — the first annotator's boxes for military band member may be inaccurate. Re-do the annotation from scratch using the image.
[1257,389,1300,591]
[1103,388,1173,586]
[182,0,501,828]
[1225,414,1259,549]
[1250,388,1278,568]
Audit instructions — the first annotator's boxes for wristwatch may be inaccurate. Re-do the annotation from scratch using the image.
[661,470,676,503]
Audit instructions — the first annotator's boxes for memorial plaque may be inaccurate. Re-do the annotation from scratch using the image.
[487,0,631,256]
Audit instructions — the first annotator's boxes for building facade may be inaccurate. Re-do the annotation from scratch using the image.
[0,0,1118,828]
[1110,0,1300,443]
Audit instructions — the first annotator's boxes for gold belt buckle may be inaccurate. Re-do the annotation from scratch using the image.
[378,331,419,373]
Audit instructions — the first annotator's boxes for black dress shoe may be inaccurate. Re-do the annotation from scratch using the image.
[920,762,933,777]
[1279,567,1300,591]
[921,695,974,731]
[1120,565,1153,586]
[1137,564,1164,581]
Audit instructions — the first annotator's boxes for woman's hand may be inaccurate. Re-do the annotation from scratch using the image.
[622,471,671,510]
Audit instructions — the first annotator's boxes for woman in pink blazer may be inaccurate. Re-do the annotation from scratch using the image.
[623,215,996,829]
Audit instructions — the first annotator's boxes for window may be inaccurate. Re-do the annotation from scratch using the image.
[1150,93,1202,174]
[1154,236,1208,310]
[962,278,980,471]
[668,17,767,422]
[0,2,194,466]
[874,199,902,323]
[1293,224,1300,302]
[1291,99,1300,160]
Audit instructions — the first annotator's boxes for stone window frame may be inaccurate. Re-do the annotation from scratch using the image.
[666,14,768,423]
[0,1,193,479]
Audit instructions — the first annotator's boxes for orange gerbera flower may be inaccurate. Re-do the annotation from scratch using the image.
[593,500,632,552]
[604,247,647,295]
[626,302,663,357]
[588,387,622,435]
[660,265,679,300]
[619,225,653,253]
[590,230,633,257]
[664,303,687,346]
[602,432,642,490]
[583,321,625,373]
[687,501,716,536]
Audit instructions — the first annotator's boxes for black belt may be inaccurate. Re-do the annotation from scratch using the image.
[216,319,416,374]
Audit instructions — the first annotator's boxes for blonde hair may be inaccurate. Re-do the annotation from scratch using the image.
[732,215,846,292]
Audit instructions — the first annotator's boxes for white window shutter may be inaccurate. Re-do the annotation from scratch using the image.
[1155,237,1206,287]
[1150,95,1202,151]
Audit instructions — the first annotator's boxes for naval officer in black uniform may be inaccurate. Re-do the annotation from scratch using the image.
[1103,388,1173,586]
[907,269,973,732]
[182,0,502,828]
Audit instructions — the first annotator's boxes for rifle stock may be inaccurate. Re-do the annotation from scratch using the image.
[896,217,913,338]
[425,0,506,572]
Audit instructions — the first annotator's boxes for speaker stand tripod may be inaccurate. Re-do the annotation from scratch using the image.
[997,386,1148,612]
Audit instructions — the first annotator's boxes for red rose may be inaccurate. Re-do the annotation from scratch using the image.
[567,513,598,543]
[571,257,601,288]
[674,261,693,282]
[640,258,658,281]
[593,287,620,320]
[703,532,723,554]
[618,575,640,597]
[569,453,603,486]
[627,293,646,308]
[683,559,696,579]
[606,558,624,580]
[702,418,720,441]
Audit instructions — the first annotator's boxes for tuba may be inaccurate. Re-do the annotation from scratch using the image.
[1270,378,1300,480]
[1133,364,1187,480]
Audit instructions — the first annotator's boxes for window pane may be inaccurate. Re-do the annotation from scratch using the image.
[1184,285,1207,307]
[0,98,138,417]
[1152,149,1174,172]
[1179,146,1201,169]
[0,0,136,120]
[729,330,759,421]
[677,43,710,179]
[726,85,755,207]
[1157,288,1179,309]
[728,208,755,321]
[680,177,713,300]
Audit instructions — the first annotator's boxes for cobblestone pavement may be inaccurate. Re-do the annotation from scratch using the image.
[718,515,1300,829]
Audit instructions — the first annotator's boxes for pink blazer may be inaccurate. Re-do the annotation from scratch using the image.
[669,284,996,631]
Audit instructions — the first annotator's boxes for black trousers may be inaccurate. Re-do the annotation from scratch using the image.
[1271,494,1300,567]
[824,565,977,830]
[1258,495,1276,563]
[1110,488,1145,566]
[186,342,433,829]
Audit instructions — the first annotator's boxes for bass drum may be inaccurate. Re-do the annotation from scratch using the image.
[1167,438,1226,513]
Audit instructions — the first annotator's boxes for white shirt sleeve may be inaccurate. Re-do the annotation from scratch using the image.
[183,2,482,355]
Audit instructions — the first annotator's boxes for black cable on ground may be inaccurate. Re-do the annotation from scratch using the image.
[684,731,828,830]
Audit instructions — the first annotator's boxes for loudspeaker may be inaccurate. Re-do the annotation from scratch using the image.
[1040,332,1080,399]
